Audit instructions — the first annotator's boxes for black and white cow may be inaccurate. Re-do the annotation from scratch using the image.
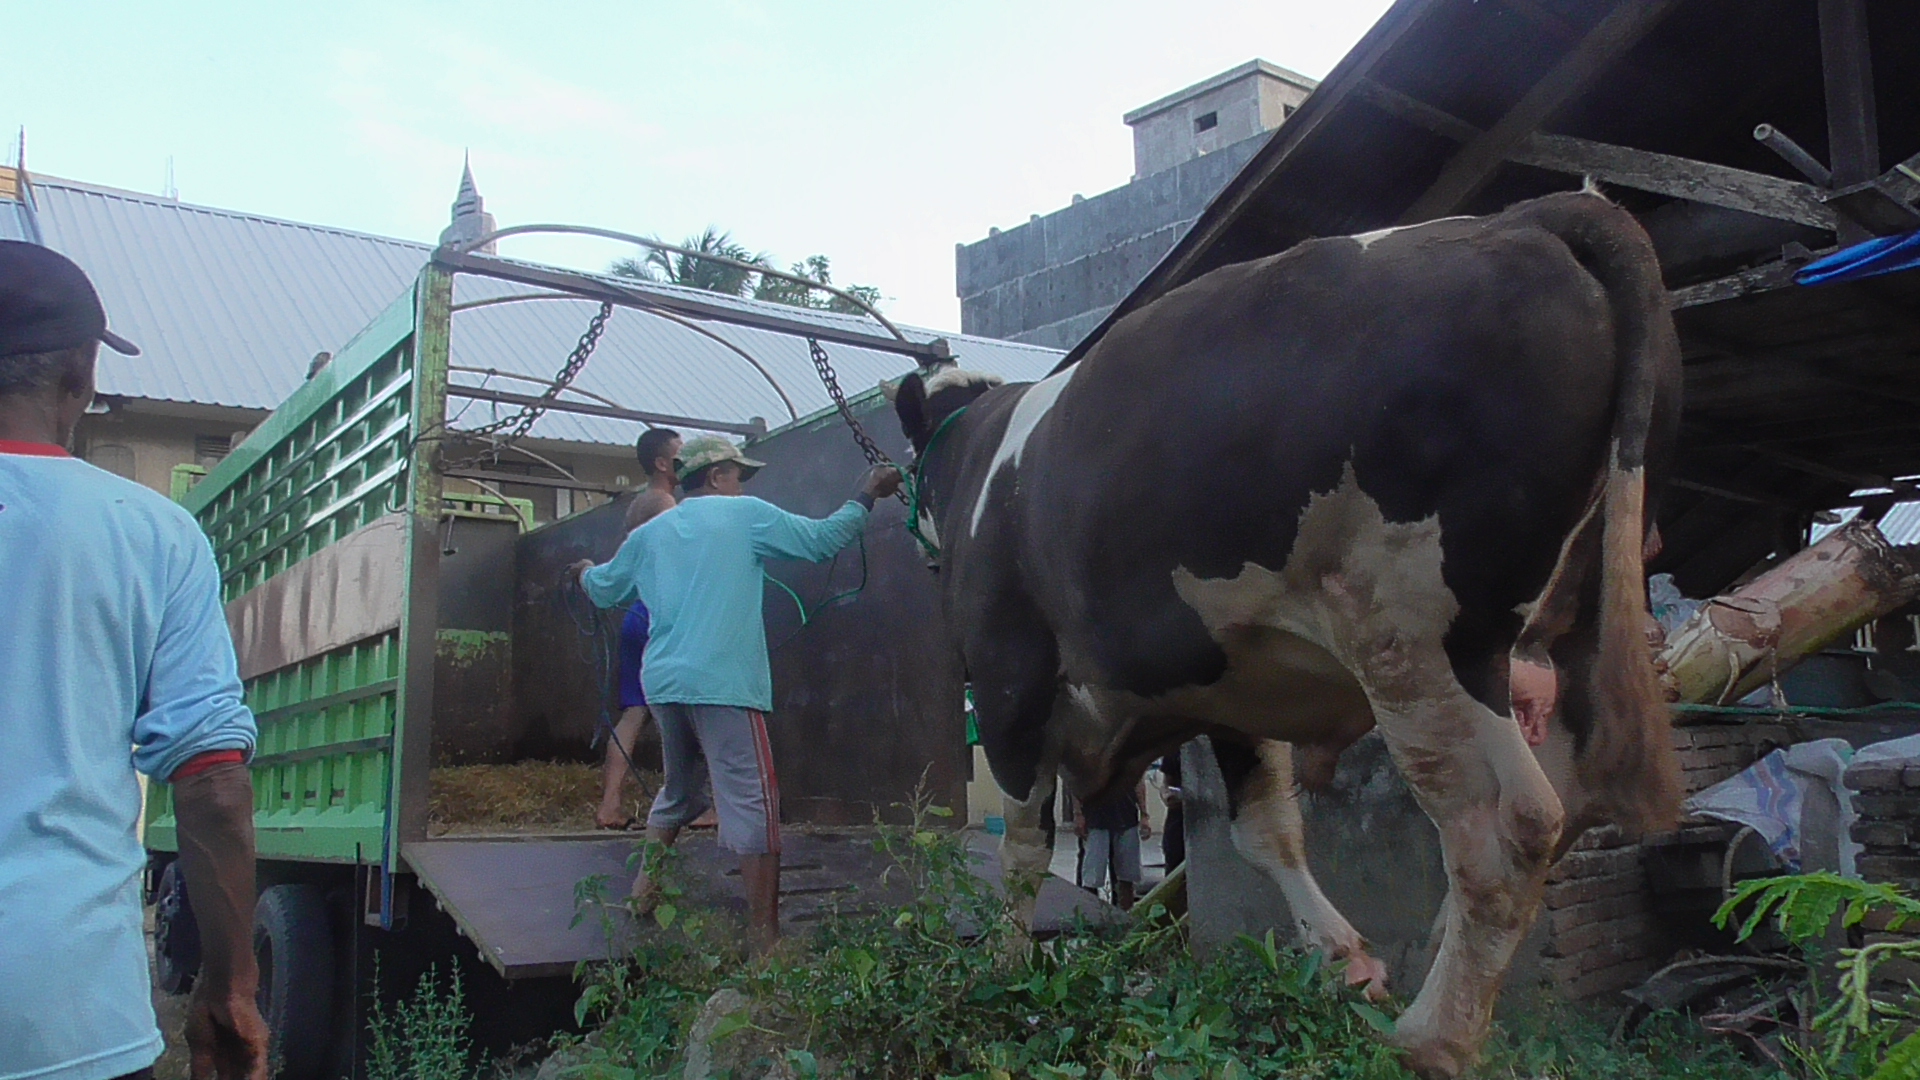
[889,191,1683,1078]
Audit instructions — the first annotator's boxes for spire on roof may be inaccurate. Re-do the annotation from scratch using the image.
[439,152,497,253]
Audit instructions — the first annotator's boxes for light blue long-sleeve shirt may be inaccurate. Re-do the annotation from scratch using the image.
[581,493,868,711]
[0,447,256,1080]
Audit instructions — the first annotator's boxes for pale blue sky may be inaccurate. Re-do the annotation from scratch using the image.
[4,1,1391,330]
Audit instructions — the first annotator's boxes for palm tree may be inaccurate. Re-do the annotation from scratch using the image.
[609,227,764,297]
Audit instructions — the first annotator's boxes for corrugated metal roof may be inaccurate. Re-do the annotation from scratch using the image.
[24,174,1063,446]
[31,177,433,411]
[1811,502,1920,548]
[0,199,29,241]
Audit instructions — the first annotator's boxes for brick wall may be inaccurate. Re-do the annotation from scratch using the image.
[1846,756,1920,988]
[1537,721,1786,1000]
[1847,757,1920,891]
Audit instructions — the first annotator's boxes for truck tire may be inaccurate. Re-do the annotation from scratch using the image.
[153,860,200,995]
[254,884,335,1080]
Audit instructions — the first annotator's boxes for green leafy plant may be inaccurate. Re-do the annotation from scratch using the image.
[366,962,480,1080]
[557,792,1770,1079]
[1716,871,1920,1078]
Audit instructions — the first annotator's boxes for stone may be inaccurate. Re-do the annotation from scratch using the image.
[683,988,753,1080]
[1846,762,1906,792]
[1855,792,1920,820]
[1852,820,1911,850]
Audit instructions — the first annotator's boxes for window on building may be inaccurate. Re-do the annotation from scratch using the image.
[1193,111,1218,133]
[194,433,231,470]
[1282,103,1296,119]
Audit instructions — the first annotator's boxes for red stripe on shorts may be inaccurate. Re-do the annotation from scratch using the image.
[748,710,780,855]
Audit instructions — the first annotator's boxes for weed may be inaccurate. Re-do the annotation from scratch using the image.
[559,795,1777,1079]
[366,961,480,1080]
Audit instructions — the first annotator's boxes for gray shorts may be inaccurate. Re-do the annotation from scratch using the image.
[1079,826,1142,888]
[647,703,780,855]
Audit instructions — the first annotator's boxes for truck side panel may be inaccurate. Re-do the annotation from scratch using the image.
[145,283,428,866]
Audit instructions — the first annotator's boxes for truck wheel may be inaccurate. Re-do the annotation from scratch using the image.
[254,884,335,1080]
[153,860,201,995]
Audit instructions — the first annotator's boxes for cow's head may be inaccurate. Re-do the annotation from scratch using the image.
[884,365,1004,455]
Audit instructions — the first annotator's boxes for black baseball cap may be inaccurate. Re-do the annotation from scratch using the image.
[0,240,140,358]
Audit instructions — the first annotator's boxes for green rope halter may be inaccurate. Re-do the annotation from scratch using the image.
[904,405,969,563]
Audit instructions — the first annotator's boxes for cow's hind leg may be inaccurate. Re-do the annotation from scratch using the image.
[1218,739,1389,998]
[1373,690,1564,1079]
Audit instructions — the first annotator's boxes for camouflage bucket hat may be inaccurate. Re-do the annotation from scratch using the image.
[676,435,766,483]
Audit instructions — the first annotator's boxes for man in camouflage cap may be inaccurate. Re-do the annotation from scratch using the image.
[575,435,899,950]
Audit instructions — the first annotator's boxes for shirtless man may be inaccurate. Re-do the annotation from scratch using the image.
[595,427,681,829]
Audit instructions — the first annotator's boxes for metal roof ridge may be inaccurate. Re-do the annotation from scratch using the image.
[31,173,433,251]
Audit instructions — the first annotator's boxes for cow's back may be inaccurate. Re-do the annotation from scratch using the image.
[999,212,1627,707]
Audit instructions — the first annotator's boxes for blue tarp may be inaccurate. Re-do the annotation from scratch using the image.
[1795,228,1920,286]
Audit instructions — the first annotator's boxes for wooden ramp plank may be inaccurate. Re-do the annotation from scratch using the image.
[405,829,1118,979]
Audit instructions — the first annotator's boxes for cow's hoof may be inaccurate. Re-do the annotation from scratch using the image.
[1342,951,1391,1002]
[1393,1030,1468,1080]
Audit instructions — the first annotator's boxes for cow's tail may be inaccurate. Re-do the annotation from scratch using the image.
[1511,191,1683,837]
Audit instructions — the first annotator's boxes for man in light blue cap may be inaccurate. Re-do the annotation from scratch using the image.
[574,435,900,949]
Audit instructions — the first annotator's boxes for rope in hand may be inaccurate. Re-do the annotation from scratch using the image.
[556,575,644,781]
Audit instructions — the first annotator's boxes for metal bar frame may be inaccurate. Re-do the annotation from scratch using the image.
[433,246,951,363]
[443,222,909,341]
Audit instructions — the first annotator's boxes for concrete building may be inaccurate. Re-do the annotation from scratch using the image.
[0,160,1060,518]
[956,60,1315,350]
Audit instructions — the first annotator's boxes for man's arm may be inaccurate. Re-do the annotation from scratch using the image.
[174,762,270,1080]
[137,527,268,1078]
[748,466,901,562]
[579,528,648,609]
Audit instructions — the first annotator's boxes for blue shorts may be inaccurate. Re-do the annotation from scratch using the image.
[617,604,650,709]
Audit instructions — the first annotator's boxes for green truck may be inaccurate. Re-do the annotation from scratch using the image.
[142,241,955,1079]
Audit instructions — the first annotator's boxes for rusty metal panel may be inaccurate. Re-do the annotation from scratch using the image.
[507,391,968,820]
[746,393,969,823]
[224,514,406,680]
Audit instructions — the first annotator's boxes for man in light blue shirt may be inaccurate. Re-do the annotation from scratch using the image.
[575,436,899,949]
[0,241,267,1080]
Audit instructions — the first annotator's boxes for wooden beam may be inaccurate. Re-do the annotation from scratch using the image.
[1666,257,1814,309]
[1398,0,1688,223]
[1669,476,1790,508]
[1512,134,1835,229]
[1819,0,1879,245]
[1358,81,1833,229]
[1818,0,1879,187]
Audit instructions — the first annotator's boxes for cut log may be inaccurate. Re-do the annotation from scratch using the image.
[1658,519,1920,705]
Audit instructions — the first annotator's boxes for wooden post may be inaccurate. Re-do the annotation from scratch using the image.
[1819,0,1879,244]
[1658,519,1920,706]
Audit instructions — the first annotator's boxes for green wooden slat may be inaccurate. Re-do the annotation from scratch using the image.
[184,290,417,516]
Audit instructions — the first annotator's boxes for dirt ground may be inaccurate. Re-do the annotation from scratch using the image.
[146,907,193,1080]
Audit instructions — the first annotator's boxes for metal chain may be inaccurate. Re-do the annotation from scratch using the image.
[463,301,615,445]
[807,336,908,505]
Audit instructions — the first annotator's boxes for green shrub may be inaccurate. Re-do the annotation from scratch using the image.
[1717,872,1920,1079]
[559,796,1776,1079]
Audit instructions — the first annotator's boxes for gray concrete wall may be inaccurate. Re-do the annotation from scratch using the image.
[1127,66,1311,179]
[1184,734,1552,1002]
[956,133,1267,350]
